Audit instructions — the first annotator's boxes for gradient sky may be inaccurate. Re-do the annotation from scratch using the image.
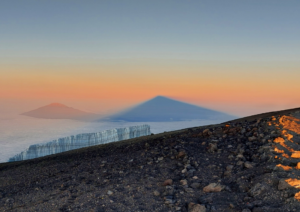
[1,0,300,116]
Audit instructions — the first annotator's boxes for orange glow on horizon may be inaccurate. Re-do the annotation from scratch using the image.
[1,60,300,116]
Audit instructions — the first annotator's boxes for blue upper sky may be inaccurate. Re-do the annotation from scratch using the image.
[1,0,300,62]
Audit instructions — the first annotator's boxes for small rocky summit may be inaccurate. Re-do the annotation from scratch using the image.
[1,108,300,211]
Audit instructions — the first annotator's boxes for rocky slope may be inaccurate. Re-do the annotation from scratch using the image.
[1,108,300,212]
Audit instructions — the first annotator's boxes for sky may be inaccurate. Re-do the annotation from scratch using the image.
[1,0,300,116]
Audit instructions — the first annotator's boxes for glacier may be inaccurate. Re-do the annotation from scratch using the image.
[8,125,151,162]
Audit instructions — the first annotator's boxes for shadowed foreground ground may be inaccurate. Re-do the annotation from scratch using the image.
[1,107,300,211]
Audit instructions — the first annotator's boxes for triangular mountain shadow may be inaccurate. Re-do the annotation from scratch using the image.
[102,96,237,122]
[21,103,98,121]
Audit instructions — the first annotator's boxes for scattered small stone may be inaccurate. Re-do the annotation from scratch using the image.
[248,136,257,142]
[226,165,234,171]
[237,161,244,166]
[228,155,234,159]
[208,143,218,153]
[164,198,175,204]
[163,179,173,186]
[190,182,201,189]
[224,170,231,176]
[188,202,206,212]
[249,183,267,197]
[177,151,186,158]
[180,179,188,185]
[107,190,113,195]
[203,129,212,136]
[165,186,174,195]
[244,161,254,169]
[278,179,292,190]
[153,190,160,196]
[236,154,244,159]
[184,187,194,193]
[225,186,232,192]
[203,183,225,193]
[176,206,182,211]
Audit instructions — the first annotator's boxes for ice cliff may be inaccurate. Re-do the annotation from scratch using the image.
[8,125,151,162]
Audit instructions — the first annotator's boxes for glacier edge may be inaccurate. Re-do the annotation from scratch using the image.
[8,124,151,162]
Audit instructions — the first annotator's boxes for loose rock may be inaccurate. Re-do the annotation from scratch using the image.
[244,161,254,169]
[163,179,173,186]
[203,183,225,193]
[153,190,160,196]
[188,202,206,212]
[278,179,292,190]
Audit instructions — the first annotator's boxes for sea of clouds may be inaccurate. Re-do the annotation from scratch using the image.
[0,114,227,163]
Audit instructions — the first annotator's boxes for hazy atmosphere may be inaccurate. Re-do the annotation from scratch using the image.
[2,0,300,162]
[1,1,300,158]
[2,1,300,211]
[1,0,300,117]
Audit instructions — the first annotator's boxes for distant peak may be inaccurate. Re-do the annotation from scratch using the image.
[48,103,67,107]
[153,95,168,99]
[150,96,177,102]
